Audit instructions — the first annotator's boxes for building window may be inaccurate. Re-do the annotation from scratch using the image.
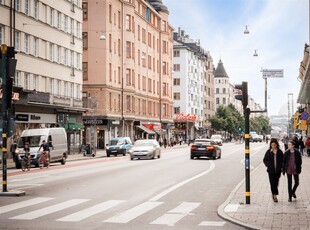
[15,31,20,51]
[174,107,180,114]
[49,43,54,61]
[173,78,180,85]
[173,92,180,100]
[216,98,220,105]
[126,14,131,31]
[34,0,39,19]
[223,88,226,94]
[64,82,68,97]
[142,28,146,43]
[25,0,30,15]
[56,45,60,63]
[82,32,87,49]
[223,98,226,104]
[173,64,180,72]
[126,95,131,111]
[33,37,38,56]
[174,50,180,57]
[15,0,20,11]
[24,34,29,54]
[76,53,80,69]
[83,62,88,80]
[82,2,88,20]
[109,4,112,23]
[126,41,131,58]
[64,15,68,33]
[70,50,74,67]
[126,68,131,85]
[63,48,67,65]
[162,20,166,32]
[57,11,61,29]
[33,75,38,90]
[162,62,167,75]
[24,73,30,90]
[109,63,112,81]
[216,88,219,94]
[0,24,4,44]
[15,71,21,86]
[163,83,167,96]
[70,18,74,35]
[118,11,121,28]
[49,8,54,26]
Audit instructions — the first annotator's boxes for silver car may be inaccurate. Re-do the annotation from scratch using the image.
[129,139,161,160]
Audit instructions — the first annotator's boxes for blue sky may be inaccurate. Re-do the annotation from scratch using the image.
[164,0,308,116]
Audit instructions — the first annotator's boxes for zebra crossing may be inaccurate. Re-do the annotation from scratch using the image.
[0,197,226,227]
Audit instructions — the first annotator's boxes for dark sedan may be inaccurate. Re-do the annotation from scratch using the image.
[190,139,221,160]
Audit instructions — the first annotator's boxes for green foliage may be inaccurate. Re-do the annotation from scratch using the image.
[250,115,272,135]
[209,104,244,134]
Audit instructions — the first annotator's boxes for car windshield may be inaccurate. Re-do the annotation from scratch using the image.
[17,136,43,148]
[211,136,221,139]
[110,139,124,145]
[134,141,155,146]
[194,140,212,145]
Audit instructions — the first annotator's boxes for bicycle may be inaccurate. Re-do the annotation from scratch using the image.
[39,151,50,168]
[21,153,31,171]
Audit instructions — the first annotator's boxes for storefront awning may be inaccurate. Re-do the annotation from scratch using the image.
[60,123,84,131]
[137,125,155,134]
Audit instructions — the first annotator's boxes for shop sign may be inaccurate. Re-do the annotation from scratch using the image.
[112,120,120,125]
[16,114,29,121]
[175,113,197,121]
[143,123,161,131]
[83,119,108,125]
[0,90,20,101]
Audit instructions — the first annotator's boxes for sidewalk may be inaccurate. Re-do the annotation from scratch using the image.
[4,143,190,170]
[218,156,310,230]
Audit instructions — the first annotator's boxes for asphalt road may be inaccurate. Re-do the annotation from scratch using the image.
[0,142,268,230]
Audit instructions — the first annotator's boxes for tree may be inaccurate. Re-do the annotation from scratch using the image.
[250,115,272,134]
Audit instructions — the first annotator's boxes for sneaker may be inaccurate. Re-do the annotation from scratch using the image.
[288,198,292,202]
[292,193,296,199]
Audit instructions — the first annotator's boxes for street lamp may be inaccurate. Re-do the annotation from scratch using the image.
[253,49,258,57]
[99,32,106,41]
[244,25,250,34]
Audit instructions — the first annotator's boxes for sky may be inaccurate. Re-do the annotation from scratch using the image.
[163,0,308,116]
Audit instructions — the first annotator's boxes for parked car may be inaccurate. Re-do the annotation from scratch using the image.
[210,135,223,146]
[15,128,68,168]
[106,137,132,157]
[190,139,221,160]
[258,135,264,142]
[250,134,262,143]
[129,139,161,160]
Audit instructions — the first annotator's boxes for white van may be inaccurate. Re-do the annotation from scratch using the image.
[15,128,68,168]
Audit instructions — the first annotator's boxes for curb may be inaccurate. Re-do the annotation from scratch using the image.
[217,163,265,230]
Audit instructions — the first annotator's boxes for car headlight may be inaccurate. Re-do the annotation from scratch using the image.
[15,149,19,154]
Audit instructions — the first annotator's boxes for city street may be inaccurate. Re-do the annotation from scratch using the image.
[0,143,268,230]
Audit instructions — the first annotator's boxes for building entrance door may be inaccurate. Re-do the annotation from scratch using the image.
[98,130,105,149]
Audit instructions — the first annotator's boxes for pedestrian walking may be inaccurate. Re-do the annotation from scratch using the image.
[163,138,167,148]
[292,135,300,151]
[306,136,310,157]
[263,139,284,202]
[179,136,183,145]
[299,136,305,156]
[283,140,302,202]
[282,135,289,151]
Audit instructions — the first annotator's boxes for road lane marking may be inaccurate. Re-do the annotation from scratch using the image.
[151,202,200,226]
[103,201,162,223]
[9,183,43,190]
[0,197,54,214]
[57,200,125,222]
[199,221,226,226]
[10,199,89,220]
[149,161,215,202]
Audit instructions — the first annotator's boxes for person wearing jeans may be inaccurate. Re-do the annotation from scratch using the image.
[283,140,302,202]
[263,139,284,202]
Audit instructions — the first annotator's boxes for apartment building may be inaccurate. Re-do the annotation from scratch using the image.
[0,0,83,154]
[82,0,174,148]
[172,28,214,139]
[214,59,231,109]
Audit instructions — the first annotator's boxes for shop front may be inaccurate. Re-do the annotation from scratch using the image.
[173,113,197,142]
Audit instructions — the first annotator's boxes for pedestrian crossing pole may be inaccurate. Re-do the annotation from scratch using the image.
[1,44,8,192]
[244,107,251,204]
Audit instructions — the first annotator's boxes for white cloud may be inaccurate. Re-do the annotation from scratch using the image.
[164,0,308,115]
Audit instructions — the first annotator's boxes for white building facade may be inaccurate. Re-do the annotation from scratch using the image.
[0,0,83,154]
[173,28,214,139]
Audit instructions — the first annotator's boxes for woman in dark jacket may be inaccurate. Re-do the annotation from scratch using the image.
[283,140,302,202]
[263,138,284,202]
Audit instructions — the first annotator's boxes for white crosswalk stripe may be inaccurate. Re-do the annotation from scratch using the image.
[199,221,226,227]
[0,197,54,214]
[103,201,163,224]
[10,199,89,220]
[57,200,125,222]
[151,202,200,226]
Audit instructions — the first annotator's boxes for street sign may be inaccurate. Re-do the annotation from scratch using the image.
[262,69,284,78]
[301,111,309,120]
[298,120,308,131]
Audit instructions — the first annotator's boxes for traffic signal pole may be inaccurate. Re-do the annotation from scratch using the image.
[244,107,250,204]
[1,44,8,192]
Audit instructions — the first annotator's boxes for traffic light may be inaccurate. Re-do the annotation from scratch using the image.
[235,81,248,108]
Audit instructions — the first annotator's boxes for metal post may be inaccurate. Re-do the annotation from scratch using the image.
[264,77,267,113]
[244,107,250,204]
[1,44,8,192]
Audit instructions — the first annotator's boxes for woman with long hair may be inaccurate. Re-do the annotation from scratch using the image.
[263,138,284,202]
[283,140,302,202]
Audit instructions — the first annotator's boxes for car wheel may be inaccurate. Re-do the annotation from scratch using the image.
[158,154,161,159]
[130,157,134,160]
[218,151,221,159]
[107,153,110,157]
[213,151,217,160]
[190,155,194,159]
